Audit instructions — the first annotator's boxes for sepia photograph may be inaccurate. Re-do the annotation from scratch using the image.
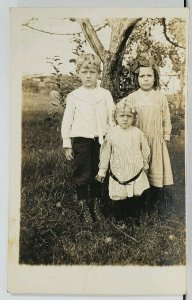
[8,7,188,295]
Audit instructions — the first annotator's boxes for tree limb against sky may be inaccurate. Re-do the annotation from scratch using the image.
[22,17,186,99]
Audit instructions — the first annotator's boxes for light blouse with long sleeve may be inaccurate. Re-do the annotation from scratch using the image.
[125,89,172,141]
[121,89,173,187]
[98,125,150,200]
[61,86,114,148]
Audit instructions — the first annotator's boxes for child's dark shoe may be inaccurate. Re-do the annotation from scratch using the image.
[79,199,93,227]
[115,220,127,229]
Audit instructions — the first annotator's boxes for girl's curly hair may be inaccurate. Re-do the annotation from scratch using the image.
[112,100,137,125]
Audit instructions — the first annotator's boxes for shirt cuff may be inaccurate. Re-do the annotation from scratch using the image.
[164,134,170,141]
[63,138,72,148]
[98,169,107,177]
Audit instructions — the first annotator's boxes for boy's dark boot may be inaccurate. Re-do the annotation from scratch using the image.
[91,197,104,222]
[79,199,93,227]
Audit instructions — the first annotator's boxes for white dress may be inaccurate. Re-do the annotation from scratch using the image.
[122,89,173,187]
[98,125,150,200]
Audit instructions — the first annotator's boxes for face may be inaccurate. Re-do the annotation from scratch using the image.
[138,67,155,91]
[78,64,99,89]
[116,110,133,129]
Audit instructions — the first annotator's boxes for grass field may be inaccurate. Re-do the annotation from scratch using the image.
[19,91,186,266]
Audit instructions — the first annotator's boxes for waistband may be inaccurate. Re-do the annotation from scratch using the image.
[109,168,143,185]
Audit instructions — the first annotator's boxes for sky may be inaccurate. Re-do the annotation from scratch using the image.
[21,17,111,76]
[20,16,183,93]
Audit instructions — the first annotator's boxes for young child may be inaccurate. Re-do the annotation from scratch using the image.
[121,60,173,212]
[96,101,150,224]
[61,53,114,227]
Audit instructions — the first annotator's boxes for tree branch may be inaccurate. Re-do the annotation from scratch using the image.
[74,18,107,62]
[109,18,141,74]
[22,18,108,37]
[22,19,81,36]
[107,18,141,53]
[161,18,185,49]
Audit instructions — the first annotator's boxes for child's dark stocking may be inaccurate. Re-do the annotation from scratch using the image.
[90,179,103,222]
[145,186,162,215]
[79,199,93,226]
[76,184,93,226]
[113,199,127,222]
[126,197,141,226]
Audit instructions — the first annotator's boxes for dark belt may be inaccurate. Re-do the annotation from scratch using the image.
[109,169,143,185]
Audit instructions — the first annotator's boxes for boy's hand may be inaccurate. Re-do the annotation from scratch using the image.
[95,175,105,183]
[65,148,73,161]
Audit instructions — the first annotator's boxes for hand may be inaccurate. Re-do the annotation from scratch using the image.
[143,168,149,175]
[64,148,73,161]
[95,175,105,183]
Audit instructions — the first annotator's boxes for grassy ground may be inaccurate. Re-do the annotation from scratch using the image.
[19,92,186,266]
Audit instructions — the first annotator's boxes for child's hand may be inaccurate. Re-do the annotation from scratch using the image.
[95,175,105,183]
[143,168,149,175]
[64,148,73,161]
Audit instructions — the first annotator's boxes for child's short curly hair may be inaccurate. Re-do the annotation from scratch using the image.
[76,53,101,73]
[134,59,160,90]
[112,100,136,125]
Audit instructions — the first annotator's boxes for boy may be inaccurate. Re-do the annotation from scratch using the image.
[61,53,114,227]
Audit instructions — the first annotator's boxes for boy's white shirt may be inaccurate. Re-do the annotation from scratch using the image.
[61,86,114,148]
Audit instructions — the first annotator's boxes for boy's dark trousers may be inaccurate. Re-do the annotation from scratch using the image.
[72,137,102,222]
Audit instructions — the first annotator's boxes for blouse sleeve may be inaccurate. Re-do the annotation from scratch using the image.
[121,93,134,104]
[105,90,115,128]
[162,95,172,141]
[140,132,150,170]
[98,133,112,177]
[61,94,75,148]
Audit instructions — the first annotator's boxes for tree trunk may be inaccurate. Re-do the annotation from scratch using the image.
[102,19,141,100]
[75,18,141,101]
[179,60,185,110]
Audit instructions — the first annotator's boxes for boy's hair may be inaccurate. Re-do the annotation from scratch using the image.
[134,59,160,90]
[113,100,136,125]
[76,53,101,73]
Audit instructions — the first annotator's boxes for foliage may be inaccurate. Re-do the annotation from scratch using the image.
[47,56,81,108]
[22,78,40,93]
[117,18,186,97]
